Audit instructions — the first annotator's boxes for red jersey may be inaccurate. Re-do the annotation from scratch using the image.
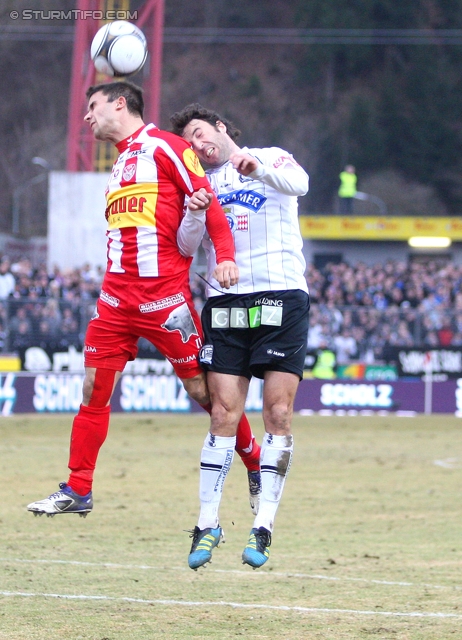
[104,124,234,278]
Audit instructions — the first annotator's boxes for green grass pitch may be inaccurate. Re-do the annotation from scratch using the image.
[0,412,461,639]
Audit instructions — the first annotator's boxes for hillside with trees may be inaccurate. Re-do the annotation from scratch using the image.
[1,0,462,238]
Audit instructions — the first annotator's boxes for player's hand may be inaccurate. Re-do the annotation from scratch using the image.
[187,188,213,214]
[229,151,258,176]
[213,260,239,289]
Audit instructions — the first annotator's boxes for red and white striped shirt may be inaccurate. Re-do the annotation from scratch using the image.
[104,124,234,278]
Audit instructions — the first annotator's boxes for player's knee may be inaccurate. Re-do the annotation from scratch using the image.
[263,400,293,434]
[82,372,96,405]
[183,374,210,406]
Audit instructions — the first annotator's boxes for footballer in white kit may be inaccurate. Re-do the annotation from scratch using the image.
[196,144,310,380]
[171,104,310,572]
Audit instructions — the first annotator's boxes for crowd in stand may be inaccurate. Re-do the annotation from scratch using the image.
[0,256,103,358]
[1,254,461,364]
[306,259,462,362]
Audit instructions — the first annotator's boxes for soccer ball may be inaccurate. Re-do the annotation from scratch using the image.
[90,20,148,77]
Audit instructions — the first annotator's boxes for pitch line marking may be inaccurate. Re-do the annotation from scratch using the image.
[0,590,461,619]
[433,457,461,469]
[0,557,460,592]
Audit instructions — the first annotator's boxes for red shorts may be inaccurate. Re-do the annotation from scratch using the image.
[84,271,203,379]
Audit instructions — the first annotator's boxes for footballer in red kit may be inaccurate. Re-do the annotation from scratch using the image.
[27,82,261,521]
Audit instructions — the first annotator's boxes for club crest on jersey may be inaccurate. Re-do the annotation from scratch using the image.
[225,210,248,233]
[122,163,136,182]
[217,188,266,213]
[199,344,213,365]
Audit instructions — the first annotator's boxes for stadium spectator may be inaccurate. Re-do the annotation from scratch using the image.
[338,164,357,215]
[333,326,358,364]
[389,320,414,347]
[0,318,5,352]
[0,257,15,300]
[10,318,34,363]
[9,306,32,335]
[437,316,454,346]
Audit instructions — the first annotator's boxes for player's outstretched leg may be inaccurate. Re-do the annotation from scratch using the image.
[188,432,234,569]
[188,526,224,570]
[242,432,293,568]
[27,483,93,518]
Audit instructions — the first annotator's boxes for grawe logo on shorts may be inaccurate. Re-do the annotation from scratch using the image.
[139,293,185,313]
[100,290,120,307]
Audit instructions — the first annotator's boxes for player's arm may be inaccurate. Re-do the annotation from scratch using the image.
[204,196,239,289]
[177,188,212,258]
[165,133,239,287]
[230,150,309,196]
[177,188,239,288]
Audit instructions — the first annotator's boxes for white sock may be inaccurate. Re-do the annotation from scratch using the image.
[197,432,235,530]
[253,433,293,532]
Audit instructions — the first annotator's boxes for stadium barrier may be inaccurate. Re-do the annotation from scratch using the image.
[1,370,461,417]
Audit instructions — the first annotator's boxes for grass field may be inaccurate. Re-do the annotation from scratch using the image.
[1,412,461,639]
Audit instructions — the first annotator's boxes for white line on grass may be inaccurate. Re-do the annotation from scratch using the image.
[0,590,461,619]
[1,557,460,592]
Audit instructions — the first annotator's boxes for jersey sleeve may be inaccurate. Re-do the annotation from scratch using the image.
[177,197,235,263]
[204,197,235,264]
[177,206,206,257]
[249,147,309,196]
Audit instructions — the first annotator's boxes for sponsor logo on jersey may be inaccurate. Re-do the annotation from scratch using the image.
[122,163,137,182]
[84,346,97,353]
[183,148,205,177]
[273,154,297,169]
[100,290,120,307]
[217,188,267,212]
[105,184,158,229]
[139,293,186,314]
[106,194,147,220]
[161,302,199,343]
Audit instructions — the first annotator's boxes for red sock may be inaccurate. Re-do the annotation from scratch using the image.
[67,404,111,495]
[235,413,261,472]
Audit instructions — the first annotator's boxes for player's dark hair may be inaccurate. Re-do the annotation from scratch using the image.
[86,81,144,118]
[170,103,241,141]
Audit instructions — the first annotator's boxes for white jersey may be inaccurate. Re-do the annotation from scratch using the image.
[203,146,309,297]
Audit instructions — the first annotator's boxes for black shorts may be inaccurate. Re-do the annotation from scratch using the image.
[199,289,310,380]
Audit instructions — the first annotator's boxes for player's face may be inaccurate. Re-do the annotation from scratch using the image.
[182,119,233,168]
[84,91,119,141]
